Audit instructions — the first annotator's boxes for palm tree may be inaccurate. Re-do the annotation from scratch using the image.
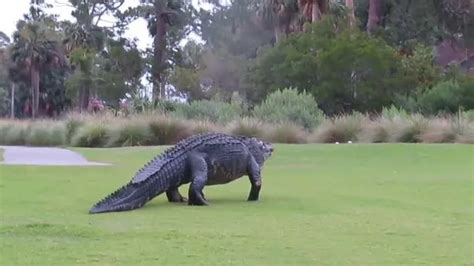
[256,0,329,42]
[62,22,105,111]
[10,21,61,118]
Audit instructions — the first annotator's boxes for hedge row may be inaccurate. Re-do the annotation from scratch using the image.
[0,111,472,147]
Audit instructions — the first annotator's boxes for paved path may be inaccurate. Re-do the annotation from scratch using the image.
[0,146,109,166]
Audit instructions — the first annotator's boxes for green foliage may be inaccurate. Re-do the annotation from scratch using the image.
[395,75,474,115]
[64,116,84,143]
[417,80,463,114]
[381,0,443,48]
[70,123,109,147]
[147,115,192,145]
[173,99,243,124]
[106,121,152,147]
[252,88,324,129]
[315,31,410,114]
[1,110,473,147]
[252,18,414,114]
[400,44,441,88]
[24,121,66,146]
[96,39,145,105]
[381,105,410,120]
[0,87,10,117]
[462,110,474,121]
[0,121,28,145]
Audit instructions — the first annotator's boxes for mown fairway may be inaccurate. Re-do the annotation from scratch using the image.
[0,144,472,265]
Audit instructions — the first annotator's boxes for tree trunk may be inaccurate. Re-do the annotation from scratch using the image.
[310,0,329,22]
[312,0,322,22]
[367,0,382,35]
[274,23,288,43]
[10,83,15,119]
[79,87,90,112]
[346,0,356,27]
[153,0,167,101]
[30,64,40,119]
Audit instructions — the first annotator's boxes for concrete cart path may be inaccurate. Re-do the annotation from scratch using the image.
[0,146,109,166]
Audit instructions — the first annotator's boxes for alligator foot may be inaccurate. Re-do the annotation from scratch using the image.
[166,188,187,203]
[188,190,208,206]
[188,199,208,206]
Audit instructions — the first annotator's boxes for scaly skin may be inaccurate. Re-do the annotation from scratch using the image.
[89,132,273,214]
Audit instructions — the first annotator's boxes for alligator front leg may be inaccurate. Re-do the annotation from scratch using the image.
[187,152,209,206]
[247,156,262,201]
[166,187,187,203]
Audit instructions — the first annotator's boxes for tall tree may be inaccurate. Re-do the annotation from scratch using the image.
[139,0,197,101]
[255,0,329,42]
[60,0,125,111]
[10,15,63,118]
[0,32,12,117]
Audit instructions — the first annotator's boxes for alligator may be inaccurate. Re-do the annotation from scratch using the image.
[89,132,274,214]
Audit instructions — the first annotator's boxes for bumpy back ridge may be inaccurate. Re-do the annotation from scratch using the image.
[131,132,232,183]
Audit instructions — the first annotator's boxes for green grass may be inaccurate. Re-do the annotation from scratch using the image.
[1,144,473,265]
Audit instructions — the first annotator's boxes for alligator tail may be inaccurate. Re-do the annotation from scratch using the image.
[89,177,168,214]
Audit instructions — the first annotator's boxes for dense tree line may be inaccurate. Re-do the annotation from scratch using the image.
[0,0,472,119]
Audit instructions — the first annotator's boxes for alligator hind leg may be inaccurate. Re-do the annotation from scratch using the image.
[166,187,187,203]
[187,152,209,206]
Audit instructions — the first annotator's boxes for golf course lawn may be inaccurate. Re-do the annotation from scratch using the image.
[0,144,472,265]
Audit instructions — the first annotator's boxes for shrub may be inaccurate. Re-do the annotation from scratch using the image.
[64,116,85,144]
[311,113,365,143]
[456,124,474,144]
[252,88,324,129]
[461,110,474,122]
[189,120,224,135]
[24,121,66,146]
[417,80,463,114]
[0,121,29,145]
[172,99,243,124]
[226,117,268,139]
[106,120,152,147]
[417,118,457,143]
[71,123,109,147]
[360,108,428,143]
[418,114,474,143]
[388,115,428,143]
[267,123,308,144]
[147,115,193,145]
[381,105,411,120]
[400,44,441,89]
[358,117,392,143]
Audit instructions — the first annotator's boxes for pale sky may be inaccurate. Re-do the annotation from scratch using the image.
[0,0,210,51]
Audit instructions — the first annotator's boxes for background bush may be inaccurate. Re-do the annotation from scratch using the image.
[71,123,109,147]
[311,113,366,143]
[24,121,66,146]
[172,99,243,124]
[106,120,152,147]
[397,77,474,115]
[252,88,324,129]
[1,99,473,147]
